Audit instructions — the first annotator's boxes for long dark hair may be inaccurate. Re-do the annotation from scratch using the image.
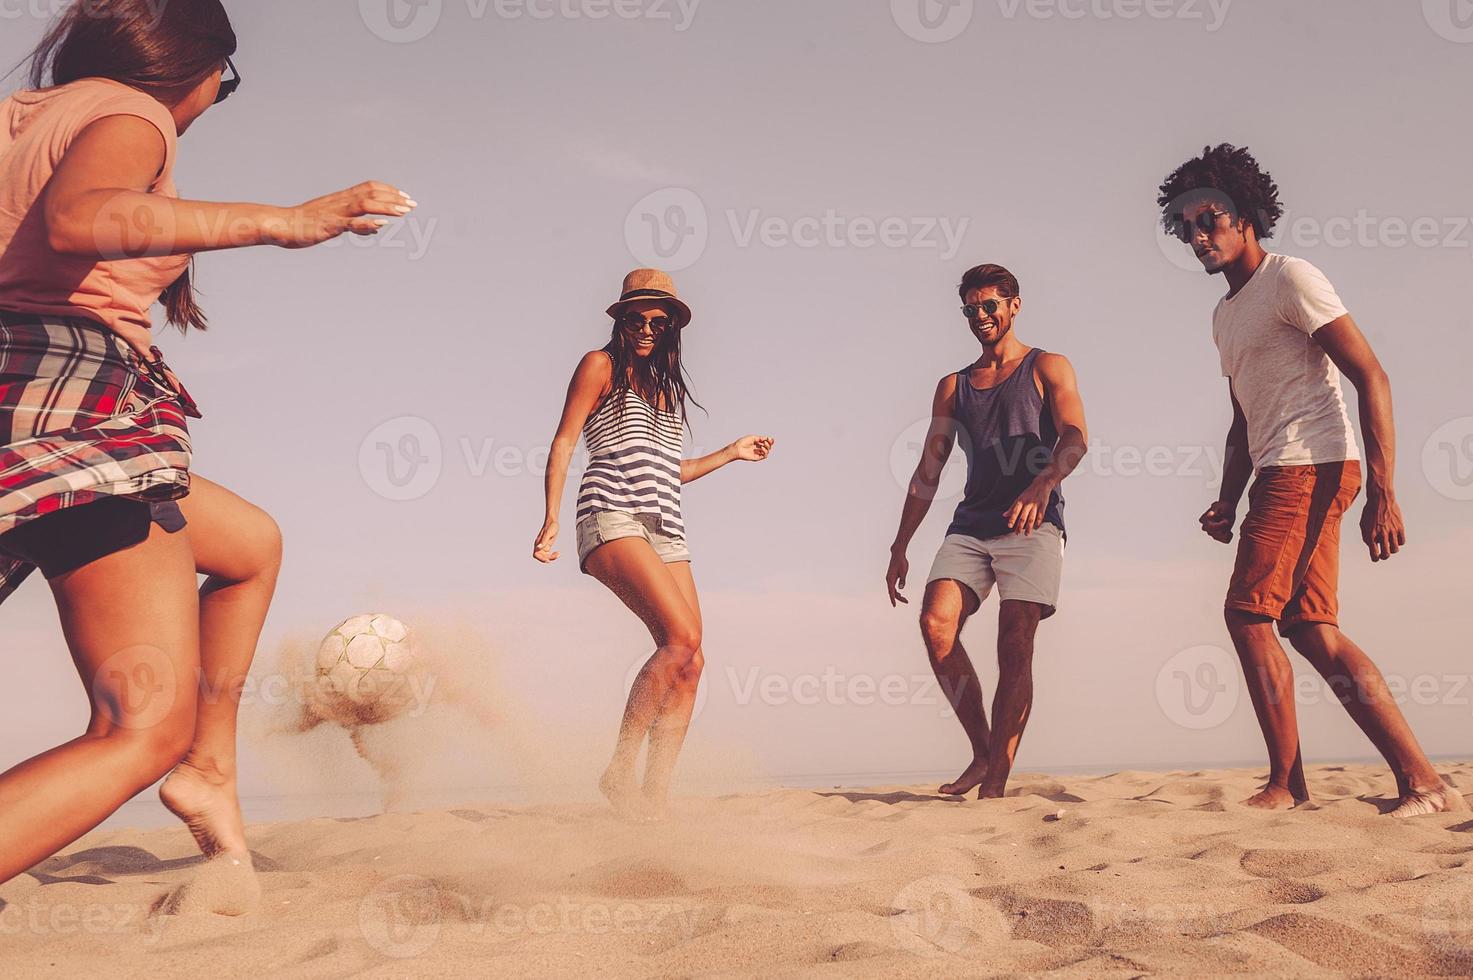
[23,0,238,333]
[603,306,704,428]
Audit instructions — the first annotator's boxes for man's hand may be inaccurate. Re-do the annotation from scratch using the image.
[1361,487,1406,562]
[1005,477,1056,535]
[886,549,910,606]
[1200,501,1236,543]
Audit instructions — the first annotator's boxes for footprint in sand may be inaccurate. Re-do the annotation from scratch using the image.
[152,855,262,917]
[1239,848,1336,880]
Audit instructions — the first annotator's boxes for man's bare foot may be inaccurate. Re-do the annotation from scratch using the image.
[159,761,250,858]
[1242,785,1307,810]
[599,767,654,822]
[939,758,989,797]
[975,782,1007,800]
[1388,782,1470,819]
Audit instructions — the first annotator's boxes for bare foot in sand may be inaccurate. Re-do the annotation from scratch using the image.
[599,767,656,822]
[975,781,1007,800]
[1242,785,1306,810]
[159,761,250,859]
[939,758,989,797]
[1389,782,1470,819]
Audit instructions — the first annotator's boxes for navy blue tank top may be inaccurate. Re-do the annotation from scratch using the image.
[946,347,1066,541]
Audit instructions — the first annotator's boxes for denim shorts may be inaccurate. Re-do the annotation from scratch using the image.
[575,510,691,573]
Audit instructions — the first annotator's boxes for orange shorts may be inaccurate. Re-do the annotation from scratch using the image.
[1226,460,1362,634]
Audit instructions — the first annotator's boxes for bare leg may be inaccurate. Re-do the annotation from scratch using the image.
[1226,610,1309,809]
[159,476,282,859]
[919,580,991,796]
[584,538,701,820]
[1287,624,1465,817]
[977,601,1043,799]
[641,561,704,813]
[0,521,200,883]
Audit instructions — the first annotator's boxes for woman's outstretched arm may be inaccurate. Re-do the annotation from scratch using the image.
[44,115,413,258]
[680,435,774,485]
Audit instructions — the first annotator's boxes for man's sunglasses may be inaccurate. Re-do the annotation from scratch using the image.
[1171,208,1232,243]
[620,313,673,334]
[961,299,1005,320]
[214,58,241,104]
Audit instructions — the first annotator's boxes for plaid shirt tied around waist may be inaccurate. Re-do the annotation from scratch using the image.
[0,313,197,603]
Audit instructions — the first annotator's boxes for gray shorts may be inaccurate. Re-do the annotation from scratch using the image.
[926,524,1064,618]
[575,510,691,573]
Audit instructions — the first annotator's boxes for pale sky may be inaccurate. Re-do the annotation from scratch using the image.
[3,1,1472,820]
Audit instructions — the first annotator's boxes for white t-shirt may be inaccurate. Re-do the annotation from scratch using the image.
[1212,253,1360,469]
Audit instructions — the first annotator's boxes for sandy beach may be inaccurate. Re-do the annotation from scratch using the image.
[3,762,1471,977]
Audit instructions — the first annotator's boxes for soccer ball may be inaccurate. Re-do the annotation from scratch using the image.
[312,614,420,727]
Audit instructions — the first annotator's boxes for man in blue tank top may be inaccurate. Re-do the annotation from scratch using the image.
[887,264,1089,799]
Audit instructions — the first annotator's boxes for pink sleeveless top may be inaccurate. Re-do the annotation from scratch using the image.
[0,78,188,352]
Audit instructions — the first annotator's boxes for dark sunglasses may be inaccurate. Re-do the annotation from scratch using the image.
[961,299,1005,320]
[620,313,673,334]
[1171,208,1232,243]
[214,58,241,104]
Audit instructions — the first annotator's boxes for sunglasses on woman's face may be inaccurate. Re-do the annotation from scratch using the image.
[620,313,673,334]
[961,299,1004,320]
[1171,208,1232,243]
[214,58,241,105]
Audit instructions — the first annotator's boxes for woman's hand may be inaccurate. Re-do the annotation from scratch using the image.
[264,182,416,249]
[533,519,559,563]
[731,435,775,462]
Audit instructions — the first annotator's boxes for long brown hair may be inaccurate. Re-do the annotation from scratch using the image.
[24,0,237,333]
[603,307,704,429]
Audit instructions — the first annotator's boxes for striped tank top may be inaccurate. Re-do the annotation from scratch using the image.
[576,372,686,537]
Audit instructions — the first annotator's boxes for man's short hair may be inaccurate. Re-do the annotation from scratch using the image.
[958,264,1020,302]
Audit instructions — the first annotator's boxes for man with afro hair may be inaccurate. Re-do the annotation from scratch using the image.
[1156,143,1465,817]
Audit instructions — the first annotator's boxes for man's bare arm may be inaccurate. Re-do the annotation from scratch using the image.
[1314,313,1405,562]
[886,375,958,605]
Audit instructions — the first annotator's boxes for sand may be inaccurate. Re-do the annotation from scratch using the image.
[2,763,1471,978]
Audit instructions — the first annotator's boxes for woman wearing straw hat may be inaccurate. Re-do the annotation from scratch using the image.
[535,269,774,819]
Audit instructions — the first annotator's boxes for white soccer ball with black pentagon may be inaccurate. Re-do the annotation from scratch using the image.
[312,614,420,726]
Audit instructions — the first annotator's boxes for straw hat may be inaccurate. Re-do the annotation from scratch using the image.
[605,269,692,328]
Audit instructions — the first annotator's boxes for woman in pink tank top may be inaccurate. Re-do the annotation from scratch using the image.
[0,0,417,893]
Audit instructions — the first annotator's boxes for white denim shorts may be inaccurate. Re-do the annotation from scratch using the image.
[926,524,1064,618]
[575,510,691,573]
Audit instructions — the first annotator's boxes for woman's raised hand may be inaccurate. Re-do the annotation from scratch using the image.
[264,181,416,249]
[733,435,775,462]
